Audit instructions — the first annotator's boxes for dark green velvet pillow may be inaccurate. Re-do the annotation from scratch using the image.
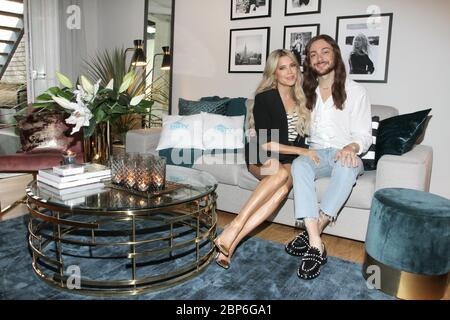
[200,96,247,117]
[375,108,431,164]
[179,98,229,115]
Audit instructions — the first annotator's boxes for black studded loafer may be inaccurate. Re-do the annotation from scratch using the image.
[297,245,327,280]
[285,230,310,256]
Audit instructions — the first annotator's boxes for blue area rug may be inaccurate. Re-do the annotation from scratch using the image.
[0,216,392,300]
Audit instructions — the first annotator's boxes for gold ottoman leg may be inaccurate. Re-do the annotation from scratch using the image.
[362,252,449,300]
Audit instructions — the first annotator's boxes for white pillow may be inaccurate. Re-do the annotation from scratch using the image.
[201,112,245,150]
[156,114,204,150]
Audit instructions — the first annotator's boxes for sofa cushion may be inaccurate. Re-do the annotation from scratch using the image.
[179,98,229,115]
[201,112,245,150]
[15,110,76,153]
[361,116,380,171]
[371,104,398,120]
[156,114,204,150]
[193,152,246,185]
[375,109,431,164]
[237,167,376,210]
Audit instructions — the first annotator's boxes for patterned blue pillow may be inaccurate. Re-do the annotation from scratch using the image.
[179,98,230,115]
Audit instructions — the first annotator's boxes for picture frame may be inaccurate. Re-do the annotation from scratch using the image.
[285,0,321,16]
[228,27,270,73]
[231,0,271,20]
[283,24,320,71]
[336,13,393,83]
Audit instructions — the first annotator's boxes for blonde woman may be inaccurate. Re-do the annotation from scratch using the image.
[214,49,318,269]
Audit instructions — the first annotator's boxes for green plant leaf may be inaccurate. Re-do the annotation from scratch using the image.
[94,108,107,123]
[118,71,135,93]
[83,118,97,137]
[56,71,73,89]
[35,93,54,102]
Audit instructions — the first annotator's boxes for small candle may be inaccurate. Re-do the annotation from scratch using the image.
[153,174,164,189]
[126,172,136,188]
[63,150,76,165]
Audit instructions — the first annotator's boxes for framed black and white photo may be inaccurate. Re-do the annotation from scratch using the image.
[231,0,271,20]
[285,0,321,16]
[336,13,393,83]
[228,27,270,73]
[283,24,320,71]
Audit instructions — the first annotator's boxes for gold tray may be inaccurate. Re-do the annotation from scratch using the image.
[105,181,187,198]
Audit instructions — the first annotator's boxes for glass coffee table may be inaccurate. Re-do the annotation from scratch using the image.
[26,165,218,296]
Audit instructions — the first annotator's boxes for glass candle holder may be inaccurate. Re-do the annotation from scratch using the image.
[110,154,126,185]
[62,150,77,165]
[150,156,166,191]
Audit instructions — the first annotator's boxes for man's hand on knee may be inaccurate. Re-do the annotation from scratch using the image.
[335,145,359,168]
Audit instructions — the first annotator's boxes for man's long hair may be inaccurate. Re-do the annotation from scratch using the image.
[303,34,347,111]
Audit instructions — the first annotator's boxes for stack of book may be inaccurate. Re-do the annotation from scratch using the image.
[37,163,111,205]
[38,163,111,189]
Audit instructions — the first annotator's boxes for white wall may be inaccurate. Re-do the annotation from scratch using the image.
[173,0,450,199]
[97,0,145,52]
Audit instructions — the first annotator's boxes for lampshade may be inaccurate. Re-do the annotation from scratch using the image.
[131,39,147,67]
[160,46,171,70]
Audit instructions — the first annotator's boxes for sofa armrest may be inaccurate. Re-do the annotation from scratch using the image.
[125,128,161,155]
[375,145,433,192]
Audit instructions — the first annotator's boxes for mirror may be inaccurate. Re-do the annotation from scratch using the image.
[144,0,174,119]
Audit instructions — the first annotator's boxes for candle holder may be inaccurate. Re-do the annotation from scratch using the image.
[109,153,173,198]
[62,150,77,165]
[150,156,166,191]
[110,154,126,184]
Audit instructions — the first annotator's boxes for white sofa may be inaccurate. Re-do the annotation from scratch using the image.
[126,104,433,241]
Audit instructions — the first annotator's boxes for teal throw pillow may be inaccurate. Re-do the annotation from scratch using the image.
[179,98,229,115]
[200,96,247,117]
[375,108,431,164]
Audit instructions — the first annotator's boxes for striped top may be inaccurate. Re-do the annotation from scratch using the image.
[287,111,299,142]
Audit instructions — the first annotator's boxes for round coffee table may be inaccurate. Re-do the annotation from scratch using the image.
[26,165,218,296]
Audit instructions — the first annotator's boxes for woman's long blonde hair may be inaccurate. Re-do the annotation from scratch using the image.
[248,49,310,136]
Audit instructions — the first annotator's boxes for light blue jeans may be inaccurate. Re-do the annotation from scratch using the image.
[291,148,364,221]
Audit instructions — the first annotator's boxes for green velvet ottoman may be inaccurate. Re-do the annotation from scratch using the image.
[362,188,450,299]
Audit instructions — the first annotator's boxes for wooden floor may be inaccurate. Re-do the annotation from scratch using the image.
[217,210,450,300]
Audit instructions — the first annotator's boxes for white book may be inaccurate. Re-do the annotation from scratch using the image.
[40,164,111,183]
[52,164,85,176]
[37,174,110,189]
[37,181,106,196]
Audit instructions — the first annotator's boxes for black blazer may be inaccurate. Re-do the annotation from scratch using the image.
[245,89,307,165]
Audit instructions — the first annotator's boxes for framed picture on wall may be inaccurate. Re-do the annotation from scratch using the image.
[228,27,270,73]
[283,24,320,72]
[285,0,321,16]
[336,13,393,83]
[231,0,271,20]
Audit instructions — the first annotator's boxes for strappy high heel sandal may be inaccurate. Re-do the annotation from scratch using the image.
[215,252,230,270]
[214,238,230,257]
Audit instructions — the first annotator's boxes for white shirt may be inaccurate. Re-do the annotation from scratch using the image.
[308,79,372,155]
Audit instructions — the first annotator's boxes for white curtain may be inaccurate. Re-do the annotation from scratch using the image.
[58,0,90,82]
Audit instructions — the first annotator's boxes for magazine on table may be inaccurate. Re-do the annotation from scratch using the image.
[40,163,111,183]
[37,181,107,200]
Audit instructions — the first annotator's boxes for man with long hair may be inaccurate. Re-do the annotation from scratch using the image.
[285,35,372,280]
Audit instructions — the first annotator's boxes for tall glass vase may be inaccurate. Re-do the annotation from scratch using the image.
[83,122,111,165]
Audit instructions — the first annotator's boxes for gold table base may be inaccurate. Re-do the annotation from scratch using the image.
[27,192,217,296]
